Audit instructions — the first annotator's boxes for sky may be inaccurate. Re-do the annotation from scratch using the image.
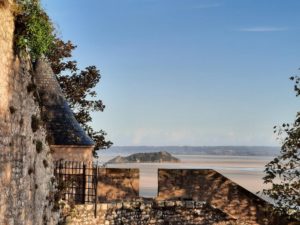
[42,0,300,146]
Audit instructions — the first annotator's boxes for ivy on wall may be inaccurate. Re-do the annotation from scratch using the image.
[14,0,54,61]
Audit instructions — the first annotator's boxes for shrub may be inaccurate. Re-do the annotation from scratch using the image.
[14,0,55,61]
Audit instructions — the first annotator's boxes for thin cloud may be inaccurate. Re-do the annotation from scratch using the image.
[239,27,288,32]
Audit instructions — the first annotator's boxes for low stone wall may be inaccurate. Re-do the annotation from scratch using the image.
[97,168,139,202]
[157,169,282,225]
[65,200,237,225]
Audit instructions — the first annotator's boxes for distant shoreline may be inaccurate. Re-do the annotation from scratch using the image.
[98,146,280,157]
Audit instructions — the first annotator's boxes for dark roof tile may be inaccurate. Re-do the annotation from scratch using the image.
[34,59,94,146]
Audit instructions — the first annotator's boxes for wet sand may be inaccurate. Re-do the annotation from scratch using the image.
[98,154,273,199]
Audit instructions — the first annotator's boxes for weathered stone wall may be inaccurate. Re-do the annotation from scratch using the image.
[157,169,282,225]
[0,3,59,225]
[97,168,139,202]
[0,0,14,117]
[65,200,237,225]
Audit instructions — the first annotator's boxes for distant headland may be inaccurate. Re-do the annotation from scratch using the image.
[106,151,180,164]
[103,146,280,157]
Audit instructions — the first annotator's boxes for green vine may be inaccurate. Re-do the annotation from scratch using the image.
[14,0,54,61]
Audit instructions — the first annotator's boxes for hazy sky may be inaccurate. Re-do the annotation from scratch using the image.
[43,0,300,146]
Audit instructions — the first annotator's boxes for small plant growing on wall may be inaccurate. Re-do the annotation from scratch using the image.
[43,159,49,168]
[27,83,37,93]
[36,140,43,153]
[28,166,34,175]
[9,106,16,114]
[19,117,24,127]
[31,114,40,132]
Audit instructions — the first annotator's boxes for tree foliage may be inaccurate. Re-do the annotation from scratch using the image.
[46,37,113,156]
[14,0,112,157]
[262,76,300,221]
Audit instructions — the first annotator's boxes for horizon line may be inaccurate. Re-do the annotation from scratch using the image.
[108,145,280,148]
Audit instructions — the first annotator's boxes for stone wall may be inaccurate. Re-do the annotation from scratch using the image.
[51,145,94,162]
[65,200,237,225]
[97,168,139,202]
[0,3,59,225]
[157,169,283,225]
[0,0,14,117]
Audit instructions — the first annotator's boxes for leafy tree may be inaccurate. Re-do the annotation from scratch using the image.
[46,37,113,156]
[15,0,112,157]
[262,76,300,221]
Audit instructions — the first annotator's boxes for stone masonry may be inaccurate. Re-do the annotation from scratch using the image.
[62,168,292,225]
[0,0,14,117]
[157,169,286,225]
[64,200,237,225]
[0,2,59,224]
[98,168,139,202]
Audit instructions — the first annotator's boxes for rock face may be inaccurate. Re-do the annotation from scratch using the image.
[106,151,180,164]
[0,3,59,225]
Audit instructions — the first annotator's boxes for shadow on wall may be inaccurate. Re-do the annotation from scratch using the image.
[157,169,285,225]
[55,164,293,225]
[97,168,139,202]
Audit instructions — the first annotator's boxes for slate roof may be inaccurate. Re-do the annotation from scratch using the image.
[34,59,94,146]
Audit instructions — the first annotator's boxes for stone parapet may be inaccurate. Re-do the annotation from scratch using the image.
[157,169,285,225]
[98,168,139,202]
[65,200,236,225]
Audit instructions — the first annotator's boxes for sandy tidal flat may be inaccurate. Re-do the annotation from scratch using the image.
[98,154,273,200]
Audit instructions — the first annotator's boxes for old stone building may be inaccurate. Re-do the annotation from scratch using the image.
[34,59,94,162]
